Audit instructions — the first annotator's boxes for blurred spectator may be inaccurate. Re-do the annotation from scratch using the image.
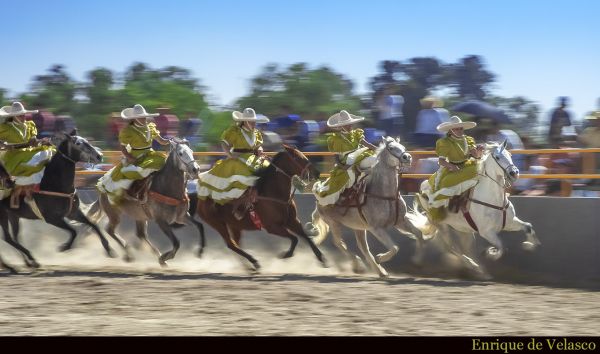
[578,111,600,148]
[521,179,563,196]
[376,86,404,139]
[180,111,203,148]
[413,96,449,149]
[107,112,124,149]
[548,97,573,148]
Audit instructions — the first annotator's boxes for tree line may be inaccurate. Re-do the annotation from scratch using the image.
[0,56,540,148]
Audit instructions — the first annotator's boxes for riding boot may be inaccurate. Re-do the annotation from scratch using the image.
[10,185,22,209]
[232,189,254,220]
[23,186,45,221]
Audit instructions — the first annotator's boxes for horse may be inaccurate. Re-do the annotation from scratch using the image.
[412,140,541,278]
[307,136,428,278]
[192,144,326,272]
[0,130,112,269]
[86,138,203,265]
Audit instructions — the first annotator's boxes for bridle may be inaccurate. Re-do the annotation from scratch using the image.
[478,148,517,189]
[171,141,198,180]
[257,150,314,206]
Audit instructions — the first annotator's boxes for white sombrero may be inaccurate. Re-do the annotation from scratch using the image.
[327,110,364,128]
[437,116,477,132]
[584,111,600,120]
[232,108,269,123]
[121,104,159,120]
[0,102,38,118]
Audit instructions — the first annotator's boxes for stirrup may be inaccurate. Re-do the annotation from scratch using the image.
[25,196,45,221]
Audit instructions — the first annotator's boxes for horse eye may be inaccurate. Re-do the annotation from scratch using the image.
[179,152,183,156]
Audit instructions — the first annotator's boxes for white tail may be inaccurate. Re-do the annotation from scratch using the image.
[305,206,330,245]
[404,196,437,240]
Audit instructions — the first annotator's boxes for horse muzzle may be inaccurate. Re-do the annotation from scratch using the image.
[508,167,520,181]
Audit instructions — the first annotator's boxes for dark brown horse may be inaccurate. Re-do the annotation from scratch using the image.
[191,145,326,271]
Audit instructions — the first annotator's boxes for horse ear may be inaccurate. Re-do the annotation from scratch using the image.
[69,129,78,136]
[395,137,401,143]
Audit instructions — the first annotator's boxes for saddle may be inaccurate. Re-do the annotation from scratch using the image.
[126,176,152,202]
[334,175,368,218]
[447,189,474,213]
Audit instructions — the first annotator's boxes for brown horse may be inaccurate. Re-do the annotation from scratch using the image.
[191,145,326,271]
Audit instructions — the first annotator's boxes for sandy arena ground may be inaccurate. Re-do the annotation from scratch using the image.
[0,220,598,336]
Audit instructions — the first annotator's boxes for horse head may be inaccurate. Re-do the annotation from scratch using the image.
[378,136,412,170]
[53,129,103,164]
[276,144,320,183]
[484,139,519,184]
[168,137,200,177]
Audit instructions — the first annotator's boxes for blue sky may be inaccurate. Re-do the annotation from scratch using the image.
[1,0,599,122]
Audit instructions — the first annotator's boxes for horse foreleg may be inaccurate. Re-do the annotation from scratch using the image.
[156,220,180,265]
[264,224,298,259]
[369,228,399,264]
[135,221,164,265]
[478,228,505,261]
[504,215,540,251]
[188,214,206,258]
[285,220,327,266]
[225,224,260,272]
[67,208,116,258]
[0,253,17,274]
[329,222,363,273]
[354,230,388,278]
[5,215,39,269]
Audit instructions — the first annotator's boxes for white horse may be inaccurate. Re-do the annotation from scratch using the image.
[411,140,541,277]
[308,137,430,278]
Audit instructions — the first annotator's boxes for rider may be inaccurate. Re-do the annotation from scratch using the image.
[423,115,484,222]
[0,102,56,218]
[97,104,170,206]
[196,108,270,219]
[313,110,377,206]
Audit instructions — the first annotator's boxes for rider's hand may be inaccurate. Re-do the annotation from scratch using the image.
[40,137,51,145]
[257,147,265,156]
[447,164,460,172]
[126,156,136,164]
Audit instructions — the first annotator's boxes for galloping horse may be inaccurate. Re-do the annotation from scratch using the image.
[191,144,326,272]
[0,130,112,269]
[308,136,428,278]
[87,138,203,265]
[412,140,541,277]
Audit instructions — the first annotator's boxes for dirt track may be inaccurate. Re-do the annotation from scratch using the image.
[0,222,598,336]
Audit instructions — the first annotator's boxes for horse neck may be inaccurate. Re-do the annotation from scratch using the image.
[258,160,291,199]
[473,154,505,204]
[40,144,75,193]
[368,150,398,195]
[151,152,186,198]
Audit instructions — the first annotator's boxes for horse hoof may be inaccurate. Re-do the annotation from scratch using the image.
[57,243,71,252]
[2,265,17,274]
[159,259,168,267]
[123,254,134,263]
[29,260,41,269]
[106,249,118,259]
[378,271,390,279]
[279,251,293,259]
[485,248,502,261]
[522,241,537,251]
[197,249,204,258]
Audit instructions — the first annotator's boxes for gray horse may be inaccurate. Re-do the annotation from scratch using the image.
[307,136,429,278]
[86,139,202,265]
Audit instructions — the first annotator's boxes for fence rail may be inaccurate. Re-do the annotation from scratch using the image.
[78,148,600,180]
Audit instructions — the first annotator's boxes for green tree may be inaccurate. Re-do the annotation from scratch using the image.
[236,63,362,121]
[24,64,78,114]
[447,55,496,100]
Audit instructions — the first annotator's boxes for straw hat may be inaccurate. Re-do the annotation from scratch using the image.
[327,110,364,128]
[437,116,477,132]
[232,108,269,123]
[120,104,159,120]
[420,96,443,108]
[0,102,38,118]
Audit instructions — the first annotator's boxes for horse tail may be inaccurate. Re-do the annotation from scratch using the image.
[405,195,437,240]
[305,205,329,245]
[84,199,104,224]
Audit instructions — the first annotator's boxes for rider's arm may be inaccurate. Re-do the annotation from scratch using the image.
[221,141,235,158]
[121,145,136,163]
[360,138,377,150]
[438,157,459,172]
[154,135,170,146]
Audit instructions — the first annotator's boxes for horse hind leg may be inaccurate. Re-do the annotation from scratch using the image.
[396,216,426,266]
[226,225,260,272]
[5,214,40,269]
[354,230,388,278]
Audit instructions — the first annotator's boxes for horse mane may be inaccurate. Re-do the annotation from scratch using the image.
[254,152,283,192]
